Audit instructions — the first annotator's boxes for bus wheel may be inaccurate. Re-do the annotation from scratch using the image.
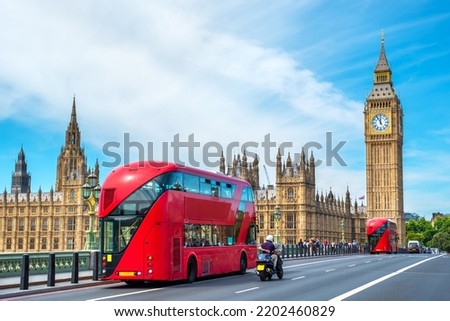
[187,257,197,283]
[239,253,247,274]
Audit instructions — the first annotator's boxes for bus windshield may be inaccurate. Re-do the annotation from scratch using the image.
[368,222,386,250]
[101,173,170,253]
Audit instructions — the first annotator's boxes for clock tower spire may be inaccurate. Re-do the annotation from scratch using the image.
[375,31,390,75]
[364,33,405,245]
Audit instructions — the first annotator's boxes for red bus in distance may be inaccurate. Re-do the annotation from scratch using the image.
[366,217,398,254]
[98,161,257,284]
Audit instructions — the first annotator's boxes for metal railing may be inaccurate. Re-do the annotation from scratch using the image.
[279,243,365,258]
[0,251,100,290]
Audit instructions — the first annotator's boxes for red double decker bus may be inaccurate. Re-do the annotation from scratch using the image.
[366,217,398,254]
[98,161,257,284]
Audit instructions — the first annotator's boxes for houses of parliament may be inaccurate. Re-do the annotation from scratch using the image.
[0,35,405,253]
[0,98,100,252]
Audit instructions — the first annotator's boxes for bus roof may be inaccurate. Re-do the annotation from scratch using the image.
[99,161,252,216]
[367,217,396,223]
[107,161,251,184]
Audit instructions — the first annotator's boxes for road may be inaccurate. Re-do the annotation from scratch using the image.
[5,253,449,301]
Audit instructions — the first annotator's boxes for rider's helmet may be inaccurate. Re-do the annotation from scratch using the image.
[266,235,274,242]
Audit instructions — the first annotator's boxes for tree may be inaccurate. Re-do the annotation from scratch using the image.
[405,218,433,244]
[433,216,450,234]
[429,232,450,252]
[405,216,450,250]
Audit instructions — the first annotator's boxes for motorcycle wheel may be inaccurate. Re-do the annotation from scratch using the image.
[259,272,271,281]
[277,266,284,279]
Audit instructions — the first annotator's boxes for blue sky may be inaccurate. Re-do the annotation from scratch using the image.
[0,0,449,219]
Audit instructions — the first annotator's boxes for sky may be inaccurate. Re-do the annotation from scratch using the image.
[0,0,449,220]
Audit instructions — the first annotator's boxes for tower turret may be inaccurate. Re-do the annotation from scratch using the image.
[11,146,31,193]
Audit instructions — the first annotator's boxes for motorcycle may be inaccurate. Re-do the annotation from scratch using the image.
[255,250,283,281]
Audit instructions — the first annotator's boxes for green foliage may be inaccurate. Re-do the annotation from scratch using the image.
[429,232,450,252]
[406,215,450,251]
[406,218,432,234]
[406,232,424,243]
[423,229,437,245]
[433,216,450,234]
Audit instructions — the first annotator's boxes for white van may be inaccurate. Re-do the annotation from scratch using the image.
[407,240,420,253]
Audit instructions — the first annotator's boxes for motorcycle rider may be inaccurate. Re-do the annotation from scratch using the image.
[260,235,278,272]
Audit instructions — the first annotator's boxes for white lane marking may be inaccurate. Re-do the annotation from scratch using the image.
[330,255,444,301]
[235,287,259,294]
[283,256,365,269]
[365,261,371,263]
[325,269,335,272]
[87,287,163,301]
[292,276,306,280]
[348,264,356,267]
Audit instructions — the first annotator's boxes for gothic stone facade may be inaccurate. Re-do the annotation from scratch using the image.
[0,97,99,253]
[220,150,367,246]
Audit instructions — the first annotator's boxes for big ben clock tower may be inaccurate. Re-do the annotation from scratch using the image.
[364,33,405,245]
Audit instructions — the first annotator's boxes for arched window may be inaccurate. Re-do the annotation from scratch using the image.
[288,188,294,200]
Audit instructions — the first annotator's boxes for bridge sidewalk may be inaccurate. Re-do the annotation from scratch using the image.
[0,270,103,299]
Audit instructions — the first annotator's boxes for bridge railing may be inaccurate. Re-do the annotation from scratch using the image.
[0,251,100,290]
[0,251,94,277]
[279,243,366,259]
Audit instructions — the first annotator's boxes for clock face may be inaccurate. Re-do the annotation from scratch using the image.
[371,113,389,131]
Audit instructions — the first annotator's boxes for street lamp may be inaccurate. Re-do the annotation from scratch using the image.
[273,206,281,245]
[82,171,101,250]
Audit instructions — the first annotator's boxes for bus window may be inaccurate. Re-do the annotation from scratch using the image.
[103,216,142,252]
[234,211,244,241]
[110,177,165,216]
[240,188,248,202]
[244,187,253,202]
[240,186,254,202]
[163,171,184,191]
[220,182,233,199]
[211,183,219,197]
[246,222,257,245]
[184,174,199,193]
[184,224,215,247]
[246,187,254,202]
[200,177,211,195]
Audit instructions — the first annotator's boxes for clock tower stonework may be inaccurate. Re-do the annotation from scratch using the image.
[364,34,405,245]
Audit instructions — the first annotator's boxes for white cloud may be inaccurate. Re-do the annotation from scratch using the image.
[0,0,365,203]
[0,1,361,155]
